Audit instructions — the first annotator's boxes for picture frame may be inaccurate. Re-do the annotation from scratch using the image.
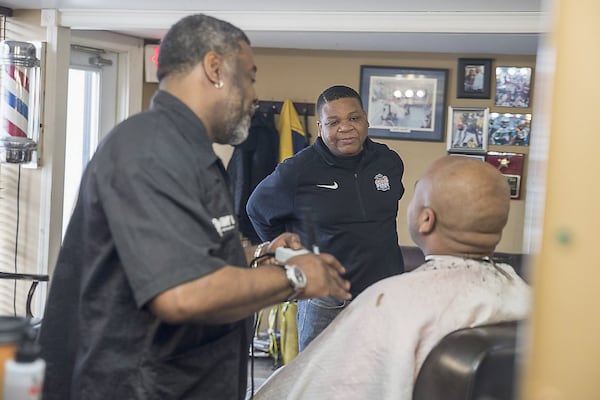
[488,112,532,146]
[446,106,489,154]
[359,65,448,141]
[495,66,532,107]
[456,58,492,99]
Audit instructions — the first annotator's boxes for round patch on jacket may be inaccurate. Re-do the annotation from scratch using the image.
[374,173,391,191]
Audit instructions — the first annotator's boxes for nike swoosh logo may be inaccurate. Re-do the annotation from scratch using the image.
[316,182,339,190]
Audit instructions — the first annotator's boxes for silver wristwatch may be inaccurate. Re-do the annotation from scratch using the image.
[284,264,307,300]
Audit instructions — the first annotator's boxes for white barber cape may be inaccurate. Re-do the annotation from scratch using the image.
[254,256,530,400]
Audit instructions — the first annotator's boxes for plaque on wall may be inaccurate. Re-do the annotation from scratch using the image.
[485,152,525,199]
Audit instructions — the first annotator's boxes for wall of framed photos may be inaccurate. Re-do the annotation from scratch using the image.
[143,49,536,253]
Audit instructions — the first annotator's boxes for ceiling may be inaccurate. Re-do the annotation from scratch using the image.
[1,0,548,54]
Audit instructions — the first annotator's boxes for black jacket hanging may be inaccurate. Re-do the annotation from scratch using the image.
[227,109,279,244]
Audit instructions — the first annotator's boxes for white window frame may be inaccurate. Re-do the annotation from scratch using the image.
[70,30,143,123]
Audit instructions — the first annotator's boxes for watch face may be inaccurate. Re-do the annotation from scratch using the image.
[286,265,307,289]
[294,267,307,287]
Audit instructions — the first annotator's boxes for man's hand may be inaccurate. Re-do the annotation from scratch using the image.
[285,253,351,302]
[265,232,351,302]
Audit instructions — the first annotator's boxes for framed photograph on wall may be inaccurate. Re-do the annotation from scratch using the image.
[495,66,532,107]
[456,58,492,99]
[488,112,532,146]
[359,65,448,141]
[446,106,489,154]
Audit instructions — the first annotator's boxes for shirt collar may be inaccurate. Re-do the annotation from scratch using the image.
[314,136,369,168]
[425,255,493,263]
[150,90,218,168]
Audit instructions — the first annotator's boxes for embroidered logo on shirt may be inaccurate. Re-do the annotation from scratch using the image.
[374,174,390,192]
[316,182,339,190]
[212,214,236,237]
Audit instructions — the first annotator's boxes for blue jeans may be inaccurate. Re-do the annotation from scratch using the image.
[296,296,349,351]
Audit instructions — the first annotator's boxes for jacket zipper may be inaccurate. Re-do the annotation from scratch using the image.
[354,171,367,218]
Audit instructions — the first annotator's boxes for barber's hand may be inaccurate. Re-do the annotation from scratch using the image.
[287,253,352,302]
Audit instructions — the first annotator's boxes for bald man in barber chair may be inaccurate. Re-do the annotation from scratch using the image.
[253,155,531,400]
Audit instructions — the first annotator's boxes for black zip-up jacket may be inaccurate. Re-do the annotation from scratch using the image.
[247,136,405,297]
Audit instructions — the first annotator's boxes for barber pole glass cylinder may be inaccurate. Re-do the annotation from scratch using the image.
[0,41,39,163]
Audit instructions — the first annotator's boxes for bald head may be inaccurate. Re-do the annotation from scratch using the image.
[407,156,510,257]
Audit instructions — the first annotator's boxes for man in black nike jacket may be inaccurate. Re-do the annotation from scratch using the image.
[247,85,406,350]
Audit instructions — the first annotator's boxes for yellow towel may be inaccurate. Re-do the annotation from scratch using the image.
[276,99,307,162]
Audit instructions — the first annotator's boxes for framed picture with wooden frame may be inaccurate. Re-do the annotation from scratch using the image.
[456,58,493,99]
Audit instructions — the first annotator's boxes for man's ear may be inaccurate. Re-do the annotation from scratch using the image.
[418,207,436,234]
[203,51,222,86]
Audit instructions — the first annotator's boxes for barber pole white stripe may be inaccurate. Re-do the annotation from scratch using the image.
[7,65,30,90]
[2,71,30,106]
[1,92,29,137]
[0,65,30,138]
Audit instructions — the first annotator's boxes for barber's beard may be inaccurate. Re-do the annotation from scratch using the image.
[228,112,251,145]
[219,90,251,145]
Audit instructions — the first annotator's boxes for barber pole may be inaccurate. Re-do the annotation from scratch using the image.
[1,63,30,138]
[0,41,39,163]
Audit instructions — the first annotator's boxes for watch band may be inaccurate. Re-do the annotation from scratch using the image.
[251,241,271,268]
[253,241,271,259]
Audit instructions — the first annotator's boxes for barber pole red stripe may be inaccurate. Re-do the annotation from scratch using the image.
[5,119,27,137]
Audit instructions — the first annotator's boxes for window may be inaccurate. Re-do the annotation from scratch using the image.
[63,46,117,236]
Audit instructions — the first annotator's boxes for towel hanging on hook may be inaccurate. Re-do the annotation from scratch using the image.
[277,99,308,162]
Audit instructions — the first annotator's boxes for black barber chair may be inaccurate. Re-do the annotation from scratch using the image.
[413,320,523,400]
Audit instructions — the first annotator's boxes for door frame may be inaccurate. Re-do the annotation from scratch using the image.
[36,26,143,317]
[70,30,143,123]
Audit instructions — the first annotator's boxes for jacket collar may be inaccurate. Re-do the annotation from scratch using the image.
[313,136,374,168]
